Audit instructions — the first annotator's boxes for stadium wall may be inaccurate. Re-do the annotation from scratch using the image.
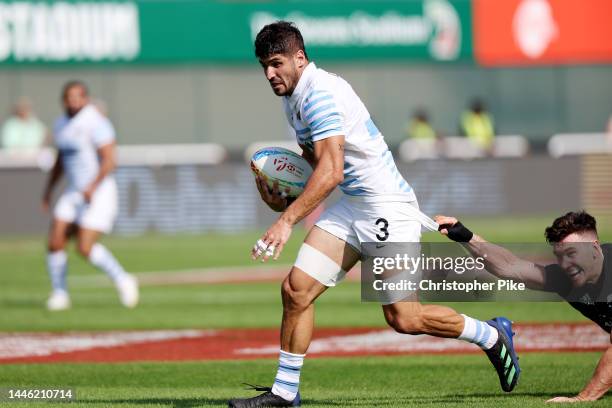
[0,156,582,236]
[1,65,610,150]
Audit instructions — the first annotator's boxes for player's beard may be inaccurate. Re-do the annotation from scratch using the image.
[270,81,286,96]
[285,72,300,96]
[274,63,300,97]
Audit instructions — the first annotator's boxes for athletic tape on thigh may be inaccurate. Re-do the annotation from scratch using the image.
[294,243,345,287]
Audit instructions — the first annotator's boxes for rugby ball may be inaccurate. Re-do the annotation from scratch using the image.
[250,147,313,197]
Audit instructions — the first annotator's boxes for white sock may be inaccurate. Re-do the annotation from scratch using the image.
[271,350,305,401]
[458,314,498,350]
[47,250,68,292]
[88,243,129,282]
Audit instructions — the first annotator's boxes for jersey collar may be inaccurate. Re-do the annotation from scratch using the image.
[286,62,316,109]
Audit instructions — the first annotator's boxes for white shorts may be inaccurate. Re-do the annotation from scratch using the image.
[315,197,423,251]
[310,197,425,296]
[54,178,118,234]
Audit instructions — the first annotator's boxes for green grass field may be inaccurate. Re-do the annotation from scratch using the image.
[1,215,610,406]
[0,354,605,407]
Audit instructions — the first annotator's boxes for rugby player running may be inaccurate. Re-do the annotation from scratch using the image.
[42,81,138,311]
[437,211,611,403]
[229,21,520,407]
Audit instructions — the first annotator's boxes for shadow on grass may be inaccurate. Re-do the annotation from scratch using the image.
[82,397,345,407]
[0,299,44,308]
[83,398,228,407]
[81,392,609,407]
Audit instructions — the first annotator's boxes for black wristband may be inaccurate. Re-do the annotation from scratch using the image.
[438,221,473,242]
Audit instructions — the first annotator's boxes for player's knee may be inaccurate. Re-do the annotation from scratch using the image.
[76,241,93,258]
[48,235,66,252]
[281,278,314,312]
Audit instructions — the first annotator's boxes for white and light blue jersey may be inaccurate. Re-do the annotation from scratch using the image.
[53,105,116,191]
[283,62,416,202]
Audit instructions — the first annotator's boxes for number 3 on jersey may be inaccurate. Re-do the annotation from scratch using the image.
[375,218,389,241]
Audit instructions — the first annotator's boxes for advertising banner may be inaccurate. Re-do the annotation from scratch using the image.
[0,0,472,65]
[474,0,612,66]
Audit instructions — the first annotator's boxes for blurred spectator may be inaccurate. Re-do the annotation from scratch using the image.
[1,97,46,153]
[406,108,437,140]
[460,98,495,153]
[400,109,443,160]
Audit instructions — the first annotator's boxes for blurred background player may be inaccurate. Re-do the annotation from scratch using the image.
[436,211,611,403]
[460,98,495,154]
[1,97,47,154]
[229,21,520,408]
[42,80,138,311]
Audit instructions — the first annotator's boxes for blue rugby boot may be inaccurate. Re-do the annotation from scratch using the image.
[485,317,521,392]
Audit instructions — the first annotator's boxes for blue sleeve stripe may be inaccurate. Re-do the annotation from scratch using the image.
[304,103,337,121]
[312,131,343,141]
[312,123,342,136]
[311,117,342,132]
[295,127,310,135]
[304,89,326,101]
[303,94,333,112]
[309,112,342,129]
[313,131,343,140]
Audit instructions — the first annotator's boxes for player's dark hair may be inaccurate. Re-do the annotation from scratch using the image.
[62,80,89,99]
[545,211,598,243]
[254,21,308,60]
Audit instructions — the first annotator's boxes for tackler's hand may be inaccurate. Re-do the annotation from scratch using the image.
[546,396,586,403]
[434,215,473,243]
[434,215,459,235]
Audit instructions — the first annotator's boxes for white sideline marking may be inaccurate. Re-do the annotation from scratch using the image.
[69,265,294,287]
[236,324,609,355]
[0,330,213,359]
[69,264,361,287]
